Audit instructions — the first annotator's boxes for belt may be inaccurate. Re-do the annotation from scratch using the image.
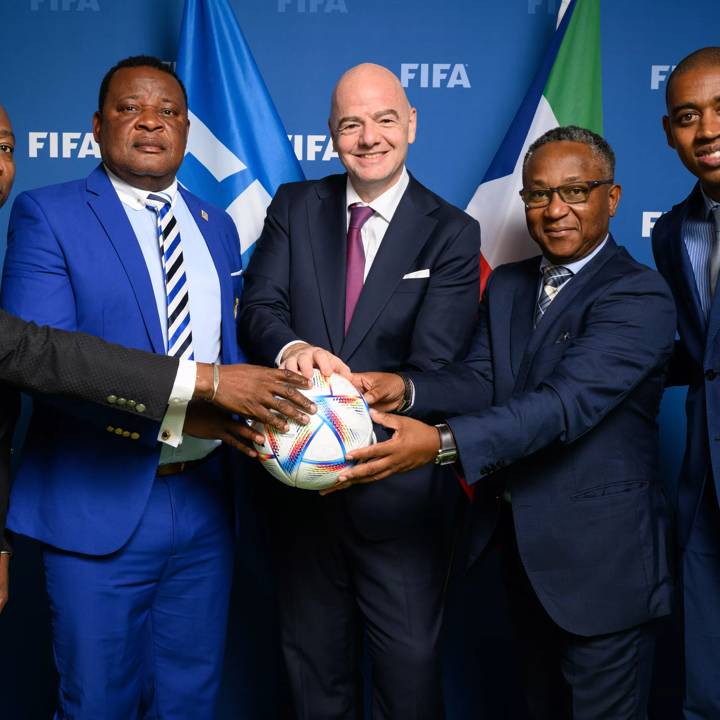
[156,450,218,477]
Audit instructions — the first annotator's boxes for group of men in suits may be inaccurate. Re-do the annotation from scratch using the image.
[4,44,720,720]
[316,47,720,720]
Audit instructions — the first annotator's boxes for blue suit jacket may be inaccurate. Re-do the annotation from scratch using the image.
[0,165,243,555]
[652,183,720,547]
[409,237,676,636]
[239,173,480,538]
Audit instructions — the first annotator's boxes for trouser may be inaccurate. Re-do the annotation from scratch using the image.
[499,503,658,720]
[682,479,720,720]
[45,455,234,720]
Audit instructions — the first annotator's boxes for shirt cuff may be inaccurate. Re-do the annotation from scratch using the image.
[157,359,196,447]
[275,340,307,368]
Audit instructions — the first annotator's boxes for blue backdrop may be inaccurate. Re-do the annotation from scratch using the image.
[0,0,711,717]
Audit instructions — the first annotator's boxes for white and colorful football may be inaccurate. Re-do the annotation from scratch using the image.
[253,370,374,490]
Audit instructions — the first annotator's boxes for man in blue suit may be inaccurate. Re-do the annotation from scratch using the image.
[652,47,720,719]
[0,56,269,719]
[338,127,676,719]
[239,63,480,719]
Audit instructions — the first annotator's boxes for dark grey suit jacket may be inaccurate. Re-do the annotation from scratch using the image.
[0,310,179,549]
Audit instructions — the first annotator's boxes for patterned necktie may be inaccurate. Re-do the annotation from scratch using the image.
[710,206,720,297]
[345,203,375,334]
[146,193,194,360]
[535,265,574,327]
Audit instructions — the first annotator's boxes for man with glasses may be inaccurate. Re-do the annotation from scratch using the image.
[333,126,676,719]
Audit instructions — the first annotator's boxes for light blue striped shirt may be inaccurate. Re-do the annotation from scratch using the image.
[683,189,720,318]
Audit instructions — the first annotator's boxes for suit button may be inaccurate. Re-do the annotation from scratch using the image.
[107,395,117,404]
[106,425,114,433]
[114,427,124,435]
[130,432,140,441]
[116,397,127,407]
[136,404,146,414]
[127,400,136,408]
[706,369,717,381]
[122,431,130,438]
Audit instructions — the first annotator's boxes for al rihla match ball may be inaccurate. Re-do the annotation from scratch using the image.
[253,370,374,490]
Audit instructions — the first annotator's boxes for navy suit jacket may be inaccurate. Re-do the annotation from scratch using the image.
[409,237,676,636]
[652,183,720,547]
[0,165,243,555]
[239,173,480,538]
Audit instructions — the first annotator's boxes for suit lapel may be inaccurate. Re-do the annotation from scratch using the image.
[341,177,439,360]
[85,165,165,354]
[180,188,239,365]
[672,186,707,350]
[307,176,347,355]
[515,238,619,390]
[508,261,539,380]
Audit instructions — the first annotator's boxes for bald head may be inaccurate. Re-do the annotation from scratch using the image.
[666,47,720,108]
[330,63,411,124]
[328,63,417,202]
[0,105,16,208]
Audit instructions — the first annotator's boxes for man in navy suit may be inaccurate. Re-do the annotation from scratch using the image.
[239,63,480,718]
[652,47,720,719]
[0,56,310,719]
[339,127,676,720]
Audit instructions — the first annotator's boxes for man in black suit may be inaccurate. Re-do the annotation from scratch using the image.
[339,127,675,719]
[239,63,480,719]
[0,103,313,614]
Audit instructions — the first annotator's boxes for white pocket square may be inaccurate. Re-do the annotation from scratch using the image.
[230,269,243,277]
[402,269,430,279]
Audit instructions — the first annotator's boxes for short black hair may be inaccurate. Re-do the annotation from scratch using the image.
[522,125,615,179]
[666,47,720,108]
[97,55,188,113]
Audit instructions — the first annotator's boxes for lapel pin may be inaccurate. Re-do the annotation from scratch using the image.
[200,209,209,222]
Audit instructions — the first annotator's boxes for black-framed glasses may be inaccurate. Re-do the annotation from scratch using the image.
[519,180,614,208]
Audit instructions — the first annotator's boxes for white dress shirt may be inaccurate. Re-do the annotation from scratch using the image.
[276,168,410,365]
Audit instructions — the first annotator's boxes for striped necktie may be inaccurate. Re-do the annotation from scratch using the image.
[146,193,194,360]
[535,265,573,327]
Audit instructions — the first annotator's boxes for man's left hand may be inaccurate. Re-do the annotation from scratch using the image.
[183,401,264,457]
[320,409,440,494]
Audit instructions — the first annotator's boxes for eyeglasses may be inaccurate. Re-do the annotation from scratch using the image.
[519,180,614,208]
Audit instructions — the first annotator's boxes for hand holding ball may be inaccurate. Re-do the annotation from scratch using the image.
[253,371,373,490]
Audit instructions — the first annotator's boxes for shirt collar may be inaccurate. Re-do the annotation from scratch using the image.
[104,164,178,211]
[345,167,409,223]
[539,234,609,276]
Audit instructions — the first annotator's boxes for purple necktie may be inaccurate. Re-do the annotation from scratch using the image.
[345,203,375,333]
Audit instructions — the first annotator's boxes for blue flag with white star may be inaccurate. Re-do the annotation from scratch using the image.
[176,0,305,268]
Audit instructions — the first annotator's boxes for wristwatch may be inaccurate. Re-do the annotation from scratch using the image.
[434,423,458,465]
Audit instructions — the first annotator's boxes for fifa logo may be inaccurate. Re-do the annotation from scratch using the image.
[650,65,677,90]
[400,64,471,89]
[277,0,348,12]
[527,0,559,12]
[30,0,100,9]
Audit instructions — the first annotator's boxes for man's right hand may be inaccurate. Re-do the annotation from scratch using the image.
[0,553,9,615]
[280,343,351,380]
[195,364,315,431]
[351,372,406,412]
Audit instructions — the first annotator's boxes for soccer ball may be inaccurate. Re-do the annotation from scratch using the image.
[253,370,374,490]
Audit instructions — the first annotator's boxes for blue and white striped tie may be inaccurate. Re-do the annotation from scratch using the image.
[146,193,194,360]
[535,265,573,327]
